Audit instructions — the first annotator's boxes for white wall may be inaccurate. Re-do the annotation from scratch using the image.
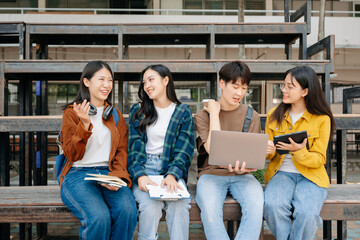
[308,17,360,48]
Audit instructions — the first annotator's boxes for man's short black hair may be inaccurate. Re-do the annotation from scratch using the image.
[219,61,251,85]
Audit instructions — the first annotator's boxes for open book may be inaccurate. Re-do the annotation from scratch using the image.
[84,174,127,188]
[145,175,190,201]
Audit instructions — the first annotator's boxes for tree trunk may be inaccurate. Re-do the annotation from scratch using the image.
[318,0,326,60]
[238,0,245,59]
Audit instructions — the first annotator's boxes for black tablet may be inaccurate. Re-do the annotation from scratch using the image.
[273,130,309,155]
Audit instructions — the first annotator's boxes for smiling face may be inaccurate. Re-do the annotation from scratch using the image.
[142,68,169,101]
[219,78,248,109]
[83,67,113,107]
[281,73,308,105]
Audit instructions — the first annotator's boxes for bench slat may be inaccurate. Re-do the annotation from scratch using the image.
[0,206,77,223]
[0,184,359,223]
[0,186,63,206]
[1,114,359,132]
[325,184,360,203]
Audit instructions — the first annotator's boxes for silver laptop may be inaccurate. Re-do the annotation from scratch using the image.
[208,130,268,169]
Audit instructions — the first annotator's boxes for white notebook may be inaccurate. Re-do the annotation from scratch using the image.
[146,175,190,201]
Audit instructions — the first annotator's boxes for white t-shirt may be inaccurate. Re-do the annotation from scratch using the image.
[279,110,304,173]
[73,106,111,167]
[145,102,176,155]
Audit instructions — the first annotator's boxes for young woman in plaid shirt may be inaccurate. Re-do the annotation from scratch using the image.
[127,64,195,240]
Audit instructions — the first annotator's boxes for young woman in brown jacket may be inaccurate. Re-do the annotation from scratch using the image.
[58,61,137,240]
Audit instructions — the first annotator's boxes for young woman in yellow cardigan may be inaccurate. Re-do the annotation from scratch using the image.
[264,66,335,240]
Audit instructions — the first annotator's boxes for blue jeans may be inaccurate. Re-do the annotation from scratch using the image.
[196,174,264,240]
[132,154,191,240]
[264,171,327,240]
[60,167,138,240]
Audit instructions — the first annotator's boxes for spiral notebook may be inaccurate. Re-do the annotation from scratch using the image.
[145,175,190,201]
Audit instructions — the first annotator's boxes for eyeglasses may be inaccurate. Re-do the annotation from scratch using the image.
[280,83,295,92]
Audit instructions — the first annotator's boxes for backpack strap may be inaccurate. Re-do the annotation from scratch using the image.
[112,108,119,126]
[242,106,253,133]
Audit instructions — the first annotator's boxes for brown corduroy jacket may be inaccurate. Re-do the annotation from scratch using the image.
[58,102,131,187]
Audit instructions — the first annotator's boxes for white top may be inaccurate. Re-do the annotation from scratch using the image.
[145,102,176,154]
[279,110,304,173]
[73,106,111,167]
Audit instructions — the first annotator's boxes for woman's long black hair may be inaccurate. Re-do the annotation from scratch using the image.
[270,66,336,135]
[63,61,113,110]
[134,64,180,132]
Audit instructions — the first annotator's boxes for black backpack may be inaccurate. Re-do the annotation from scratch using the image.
[196,106,253,169]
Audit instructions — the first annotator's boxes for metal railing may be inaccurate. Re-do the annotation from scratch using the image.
[0,7,359,17]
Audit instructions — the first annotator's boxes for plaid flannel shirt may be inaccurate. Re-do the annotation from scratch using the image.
[127,103,195,185]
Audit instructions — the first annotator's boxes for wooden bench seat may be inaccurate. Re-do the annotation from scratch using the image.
[1,184,360,223]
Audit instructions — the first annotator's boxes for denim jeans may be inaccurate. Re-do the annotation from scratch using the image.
[264,171,328,240]
[60,167,138,240]
[196,174,264,240]
[132,154,191,240]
